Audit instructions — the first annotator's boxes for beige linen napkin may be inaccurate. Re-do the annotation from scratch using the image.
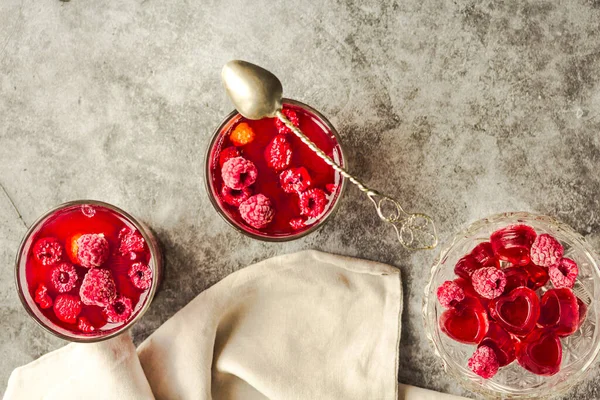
[5,250,469,400]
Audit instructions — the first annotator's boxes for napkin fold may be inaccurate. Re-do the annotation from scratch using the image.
[5,250,468,400]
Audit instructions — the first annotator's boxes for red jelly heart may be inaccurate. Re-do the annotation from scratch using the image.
[440,297,489,344]
[471,242,498,268]
[538,288,579,337]
[577,297,588,329]
[491,225,537,266]
[503,267,528,294]
[517,329,562,376]
[454,242,498,280]
[523,263,549,290]
[489,287,540,336]
[480,321,516,366]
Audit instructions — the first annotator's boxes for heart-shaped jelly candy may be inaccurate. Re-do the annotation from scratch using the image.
[523,263,549,290]
[471,242,498,268]
[491,225,536,266]
[440,297,489,344]
[577,297,588,330]
[517,329,562,376]
[538,288,579,337]
[489,287,540,336]
[480,321,516,366]
[503,267,528,294]
[454,242,498,280]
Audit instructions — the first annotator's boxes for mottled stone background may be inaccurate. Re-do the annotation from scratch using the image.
[1,0,599,398]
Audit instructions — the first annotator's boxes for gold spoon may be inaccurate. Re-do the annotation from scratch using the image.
[221,60,438,250]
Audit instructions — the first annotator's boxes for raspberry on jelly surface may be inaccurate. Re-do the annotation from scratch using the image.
[471,267,507,299]
[230,122,256,146]
[80,268,117,307]
[437,280,465,308]
[128,262,153,290]
[33,237,63,266]
[221,185,252,207]
[468,345,499,379]
[222,157,258,190]
[77,233,109,268]
[299,188,327,218]
[50,262,78,293]
[34,284,53,309]
[275,108,300,135]
[279,167,312,193]
[530,234,563,268]
[265,135,292,172]
[219,146,240,168]
[118,227,146,255]
[104,296,133,323]
[53,294,82,324]
[549,258,579,289]
[239,194,275,229]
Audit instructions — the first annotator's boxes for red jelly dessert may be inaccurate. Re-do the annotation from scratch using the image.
[490,224,537,266]
[489,287,540,337]
[436,224,587,379]
[206,100,345,240]
[517,329,562,376]
[538,288,579,337]
[16,202,162,341]
[439,297,489,344]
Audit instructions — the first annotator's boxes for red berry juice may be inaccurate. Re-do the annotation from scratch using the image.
[207,101,345,239]
[17,202,159,339]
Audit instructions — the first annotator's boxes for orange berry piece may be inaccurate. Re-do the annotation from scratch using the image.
[230,122,255,146]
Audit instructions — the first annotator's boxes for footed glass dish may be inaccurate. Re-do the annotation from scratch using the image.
[423,212,600,399]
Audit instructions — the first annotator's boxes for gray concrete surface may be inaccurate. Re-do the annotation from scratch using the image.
[1,0,600,398]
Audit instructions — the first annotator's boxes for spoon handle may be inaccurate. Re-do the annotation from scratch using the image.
[276,111,438,250]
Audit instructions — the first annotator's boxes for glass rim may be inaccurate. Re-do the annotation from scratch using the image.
[204,98,348,242]
[422,211,600,398]
[14,199,162,343]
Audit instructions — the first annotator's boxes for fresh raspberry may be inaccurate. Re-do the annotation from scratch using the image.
[299,188,327,218]
[128,262,153,290]
[275,108,300,134]
[219,146,240,167]
[530,234,563,268]
[34,284,53,309]
[221,185,252,207]
[33,237,63,266]
[104,296,133,323]
[279,167,312,193]
[265,135,292,171]
[239,194,275,229]
[222,157,258,190]
[50,262,78,293]
[468,345,499,379]
[76,234,109,268]
[80,268,117,307]
[289,217,306,230]
[437,280,465,308]
[118,227,145,255]
[472,267,507,299]
[325,184,337,194]
[549,258,579,289]
[230,122,256,146]
[78,317,96,333]
[53,294,82,324]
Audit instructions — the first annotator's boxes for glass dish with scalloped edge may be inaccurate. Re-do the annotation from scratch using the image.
[423,212,600,399]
